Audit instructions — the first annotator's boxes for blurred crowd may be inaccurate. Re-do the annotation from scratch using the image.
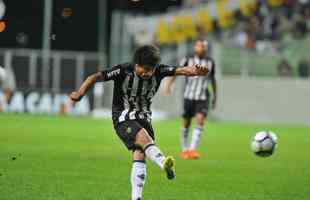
[183,0,309,52]
[183,0,310,78]
[231,0,310,52]
[277,57,309,78]
[234,1,310,78]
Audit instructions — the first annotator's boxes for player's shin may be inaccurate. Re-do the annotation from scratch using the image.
[181,127,189,151]
[190,125,203,150]
[144,143,166,169]
[131,160,146,200]
[144,143,176,180]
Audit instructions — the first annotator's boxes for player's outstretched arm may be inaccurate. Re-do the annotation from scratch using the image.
[162,76,176,96]
[70,72,103,102]
[175,65,209,76]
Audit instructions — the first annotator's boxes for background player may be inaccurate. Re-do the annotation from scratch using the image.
[69,45,209,200]
[0,65,16,111]
[163,39,217,159]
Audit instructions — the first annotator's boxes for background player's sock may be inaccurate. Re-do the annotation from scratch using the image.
[144,144,166,169]
[131,161,146,200]
[190,126,203,150]
[181,127,189,151]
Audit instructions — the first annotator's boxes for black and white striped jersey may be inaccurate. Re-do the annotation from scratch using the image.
[100,63,176,124]
[180,55,215,101]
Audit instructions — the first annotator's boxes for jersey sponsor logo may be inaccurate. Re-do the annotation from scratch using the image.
[0,90,91,115]
[107,69,120,78]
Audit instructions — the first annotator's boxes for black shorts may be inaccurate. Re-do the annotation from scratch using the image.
[182,99,209,119]
[114,119,155,150]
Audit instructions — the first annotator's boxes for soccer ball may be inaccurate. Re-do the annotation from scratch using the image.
[251,131,277,157]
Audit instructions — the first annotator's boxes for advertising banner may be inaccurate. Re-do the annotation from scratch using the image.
[0,90,92,116]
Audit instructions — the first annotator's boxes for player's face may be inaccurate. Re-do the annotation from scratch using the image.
[134,64,156,79]
[194,41,207,56]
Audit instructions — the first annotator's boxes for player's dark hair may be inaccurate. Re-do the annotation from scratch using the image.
[133,45,161,68]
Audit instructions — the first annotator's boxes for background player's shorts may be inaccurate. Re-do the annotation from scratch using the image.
[114,119,155,150]
[182,98,209,119]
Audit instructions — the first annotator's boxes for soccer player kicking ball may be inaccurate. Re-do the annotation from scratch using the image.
[163,39,217,160]
[69,45,209,200]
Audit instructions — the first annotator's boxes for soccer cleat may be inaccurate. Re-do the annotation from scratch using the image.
[180,150,191,160]
[163,156,176,180]
[188,150,201,159]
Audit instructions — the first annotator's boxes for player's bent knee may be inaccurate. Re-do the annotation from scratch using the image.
[196,119,204,126]
[197,121,204,127]
[196,113,206,125]
[135,128,153,146]
[133,149,145,161]
[183,118,191,128]
[133,144,144,153]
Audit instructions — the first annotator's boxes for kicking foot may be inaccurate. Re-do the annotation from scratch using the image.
[163,156,176,180]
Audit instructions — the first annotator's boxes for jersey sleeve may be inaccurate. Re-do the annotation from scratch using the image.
[157,64,177,77]
[100,64,123,81]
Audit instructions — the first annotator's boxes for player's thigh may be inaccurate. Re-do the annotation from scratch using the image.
[114,120,147,150]
[135,128,154,147]
[137,120,155,140]
[195,100,209,124]
[195,112,206,125]
[182,99,195,119]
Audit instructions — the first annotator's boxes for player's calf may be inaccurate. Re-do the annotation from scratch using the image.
[135,128,176,180]
[131,159,146,200]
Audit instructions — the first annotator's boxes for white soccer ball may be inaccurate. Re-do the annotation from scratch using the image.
[251,131,277,157]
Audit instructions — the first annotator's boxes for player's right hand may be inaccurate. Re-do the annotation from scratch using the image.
[69,91,83,102]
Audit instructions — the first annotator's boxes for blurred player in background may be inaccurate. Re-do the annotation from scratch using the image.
[69,45,209,200]
[0,65,16,111]
[163,39,217,159]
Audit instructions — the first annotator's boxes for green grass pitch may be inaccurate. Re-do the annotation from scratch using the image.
[0,114,310,200]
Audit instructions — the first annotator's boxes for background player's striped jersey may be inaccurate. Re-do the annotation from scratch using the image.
[180,55,215,100]
[100,63,176,124]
